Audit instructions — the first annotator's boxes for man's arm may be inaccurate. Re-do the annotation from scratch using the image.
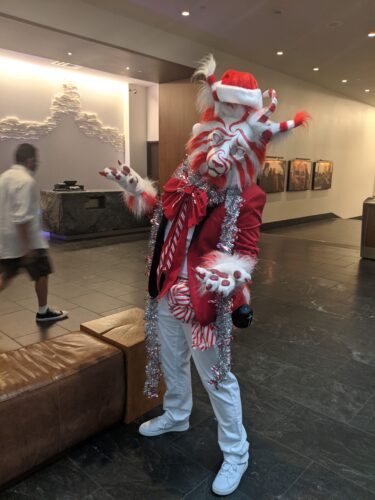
[17,221,34,262]
[12,178,35,260]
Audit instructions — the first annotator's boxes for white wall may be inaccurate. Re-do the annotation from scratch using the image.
[0,54,129,192]
[147,84,159,142]
[1,0,375,219]
[129,84,147,177]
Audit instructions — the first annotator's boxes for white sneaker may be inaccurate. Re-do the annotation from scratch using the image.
[212,460,248,496]
[138,414,189,437]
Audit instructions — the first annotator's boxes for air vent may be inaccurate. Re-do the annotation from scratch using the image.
[51,61,81,70]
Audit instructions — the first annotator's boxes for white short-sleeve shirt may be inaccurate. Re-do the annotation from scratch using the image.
[0,165,48,259]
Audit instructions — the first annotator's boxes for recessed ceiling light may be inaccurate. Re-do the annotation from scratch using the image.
[181,10,190,16]
[67,52,72,56]
[276,51,284,56]
[313,67,320,71]
[341,79,348,83]
[365,89,370,92]
[126,66,130,70]
[368,32,375,37]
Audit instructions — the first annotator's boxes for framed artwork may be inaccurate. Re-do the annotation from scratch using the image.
[258,157,286,193]
[287,159,312,191]
[312,160,333,190]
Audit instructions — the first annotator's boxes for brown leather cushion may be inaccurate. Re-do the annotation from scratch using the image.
[80,307,144,338]
[0,333,125,487]
[81,307,164,423]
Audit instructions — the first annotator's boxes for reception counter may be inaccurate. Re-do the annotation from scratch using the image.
[40,190,150,240]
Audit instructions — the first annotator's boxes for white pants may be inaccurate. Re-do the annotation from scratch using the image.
[158,296,249,464]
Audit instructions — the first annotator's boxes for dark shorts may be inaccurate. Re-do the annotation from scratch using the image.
[0,249,53,282]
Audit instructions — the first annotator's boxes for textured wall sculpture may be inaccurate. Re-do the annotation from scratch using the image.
[0,83,125,151]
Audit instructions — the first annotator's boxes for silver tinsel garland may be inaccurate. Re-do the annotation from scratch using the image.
[143,296,161,398]
[211,187,242,388]
[143,202,164,398]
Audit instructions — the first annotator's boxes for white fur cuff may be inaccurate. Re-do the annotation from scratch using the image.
[202,251,256,276]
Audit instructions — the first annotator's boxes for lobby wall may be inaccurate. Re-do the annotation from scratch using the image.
[0,54,130,192]
[1,0,375,220]
[129,84,147,178]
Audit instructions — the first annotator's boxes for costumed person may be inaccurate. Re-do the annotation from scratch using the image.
[99,55,308,496]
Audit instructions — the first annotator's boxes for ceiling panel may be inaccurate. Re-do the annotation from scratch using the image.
[83,0,375,107]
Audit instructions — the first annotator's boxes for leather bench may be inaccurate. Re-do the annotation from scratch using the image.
[0,332,125,487]
[81,307,164,423]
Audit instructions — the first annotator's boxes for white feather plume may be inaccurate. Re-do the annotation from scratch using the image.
[193,53,216,80]
[193,54,216,113]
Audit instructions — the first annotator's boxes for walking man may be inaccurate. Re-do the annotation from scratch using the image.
[0,143,68,323]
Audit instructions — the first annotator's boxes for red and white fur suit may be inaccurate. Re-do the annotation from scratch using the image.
[100,55,308,492]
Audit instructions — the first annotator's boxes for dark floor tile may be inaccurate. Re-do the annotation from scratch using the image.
[257,321,352,363]
[263,406,375,493]
[230,346,290,384]
[69,432,207,499]
[238,433,311,499]
[172,417,222,473]
[183,475,249,499]
[350,397,375,435]
[252,298,346,340]
[336,318,375,366]
[284,462,375,500]
[332,359,375,391]
[263,364,371,424]
[252,338,347,377]
[147,444,210,497]
[239,379,297,433]
[0,490,39,500]
[83,488,114,500]
[1,457,98,500]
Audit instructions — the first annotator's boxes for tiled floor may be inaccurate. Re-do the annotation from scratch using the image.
[0,236,149,349]
[1,220,375,499]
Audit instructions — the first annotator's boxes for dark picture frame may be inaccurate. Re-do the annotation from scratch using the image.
[287,159,312,191]
[258,157,286,193]
[312,160,333,190]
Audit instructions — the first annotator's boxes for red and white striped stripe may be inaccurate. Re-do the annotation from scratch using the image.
[157,202,187,283]
[191,322,216,350]
[167,280,216,350]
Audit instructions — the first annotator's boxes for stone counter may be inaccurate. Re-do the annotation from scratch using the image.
[40,190,149,239]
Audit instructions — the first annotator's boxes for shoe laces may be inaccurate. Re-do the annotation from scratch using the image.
[219,461,239,477]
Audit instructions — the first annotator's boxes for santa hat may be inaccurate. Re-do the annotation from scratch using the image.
[193,54,264,112]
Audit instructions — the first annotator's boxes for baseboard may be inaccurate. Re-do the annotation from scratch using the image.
[261,213,339,231]
[48,226,150,241]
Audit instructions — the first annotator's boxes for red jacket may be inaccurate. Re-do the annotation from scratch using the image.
[148,183,266,326]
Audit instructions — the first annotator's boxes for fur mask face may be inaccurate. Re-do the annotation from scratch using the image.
[188,55,309,190]
[187,106,262,189]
